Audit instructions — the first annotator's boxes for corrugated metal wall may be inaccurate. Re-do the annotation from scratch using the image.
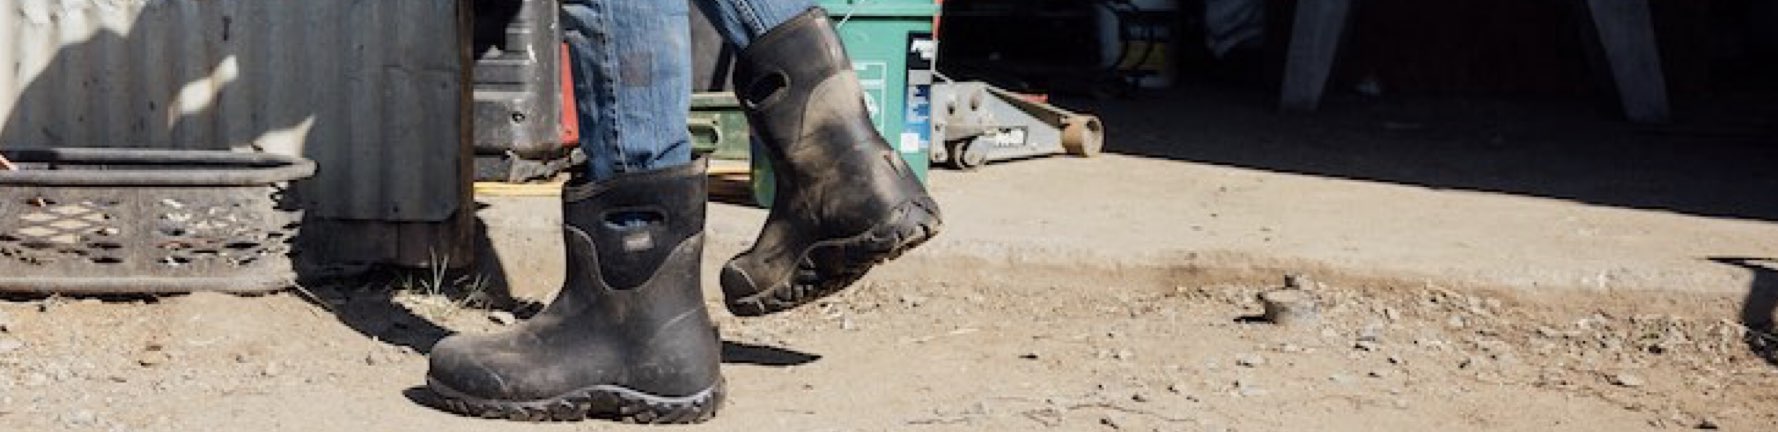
[1,0,474,266]
[1,0,466,221]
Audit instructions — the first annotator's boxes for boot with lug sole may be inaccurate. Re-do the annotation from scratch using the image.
[723,9,944,317]
[425,160,722,423]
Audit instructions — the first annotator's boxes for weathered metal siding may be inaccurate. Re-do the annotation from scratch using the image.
[0,0,467,222]
[0,0,474,266]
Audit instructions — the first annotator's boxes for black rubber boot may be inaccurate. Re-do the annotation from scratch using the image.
[723,9,943,317]
[425,160,722,423]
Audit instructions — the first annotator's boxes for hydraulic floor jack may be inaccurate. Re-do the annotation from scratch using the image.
[929,81,1105,170]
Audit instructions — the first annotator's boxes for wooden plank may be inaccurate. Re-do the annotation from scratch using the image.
[1586,0,1670,123]
[1280,0,1353,112]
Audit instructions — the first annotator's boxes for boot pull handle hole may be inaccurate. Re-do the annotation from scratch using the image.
[602,208,666,230]
[743,72,789,108]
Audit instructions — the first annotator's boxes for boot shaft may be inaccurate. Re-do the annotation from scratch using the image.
[732,10,878,165]
[561,159,708,292]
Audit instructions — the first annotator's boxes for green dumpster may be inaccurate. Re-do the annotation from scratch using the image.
[752,0,938,207]
[688,92,750,161]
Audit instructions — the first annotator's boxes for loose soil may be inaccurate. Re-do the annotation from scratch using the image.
[1,262,1774,431]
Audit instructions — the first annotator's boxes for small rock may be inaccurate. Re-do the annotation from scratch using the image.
[1491,352,1519,365]
[1284,273,1316,290]
[1472,339,1514,352]
[1329,373,1356,384]
[1368,369,1390,378]
[1357,324,1383,342]
[62,409,97,427]
[1259,289,1320,326]
[1234,379,1265,397]
[262,361,283,377]
[1112,349,1134,360]
[22,372,49,387]
[1166,382,1188,394]
[1018,353,1040,360]
[364,352,383,366]
[488,311,517,326]
[1099,416,1121,429]
[1235,353,1266,368]
[1697,416,1720,429]
[1458,357,1476,369]
[0,309,11,332]
[840,317,856,331]
[1610,373,1646,388]
[52,366,76,382]
[1386,355,1404,365]
[136,349,171,367]
[1536,326,1564,339]
[1354,341,1380,352]
[1130,392,1150,403]
[898,294,928,308]
[1278,343,1303,353]
[0,337,23,354]
[1383,307,1401,322]
[1446,316,1466,329]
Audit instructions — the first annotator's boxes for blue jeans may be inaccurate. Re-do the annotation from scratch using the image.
[563,0,814,181]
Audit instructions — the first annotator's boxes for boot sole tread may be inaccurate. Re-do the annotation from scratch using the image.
[426,376,724,424]
[726,197,942,316]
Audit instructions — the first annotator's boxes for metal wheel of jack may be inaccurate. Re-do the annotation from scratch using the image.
[944,139,990,170]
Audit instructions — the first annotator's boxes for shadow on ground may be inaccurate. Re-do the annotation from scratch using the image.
[398,340,817,416]
[294,214,821,367]
[1065,83,1778,222]
[1708,257,1778,367]
[283,214,519,354]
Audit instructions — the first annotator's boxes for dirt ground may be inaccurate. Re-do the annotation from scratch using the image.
[1,262,1776,431]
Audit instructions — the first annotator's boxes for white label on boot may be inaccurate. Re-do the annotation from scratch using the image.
[623,231,654,252]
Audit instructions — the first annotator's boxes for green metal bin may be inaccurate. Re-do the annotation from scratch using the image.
[689,92,751,161]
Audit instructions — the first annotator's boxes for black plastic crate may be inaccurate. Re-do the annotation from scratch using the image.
[0,148,315,294]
